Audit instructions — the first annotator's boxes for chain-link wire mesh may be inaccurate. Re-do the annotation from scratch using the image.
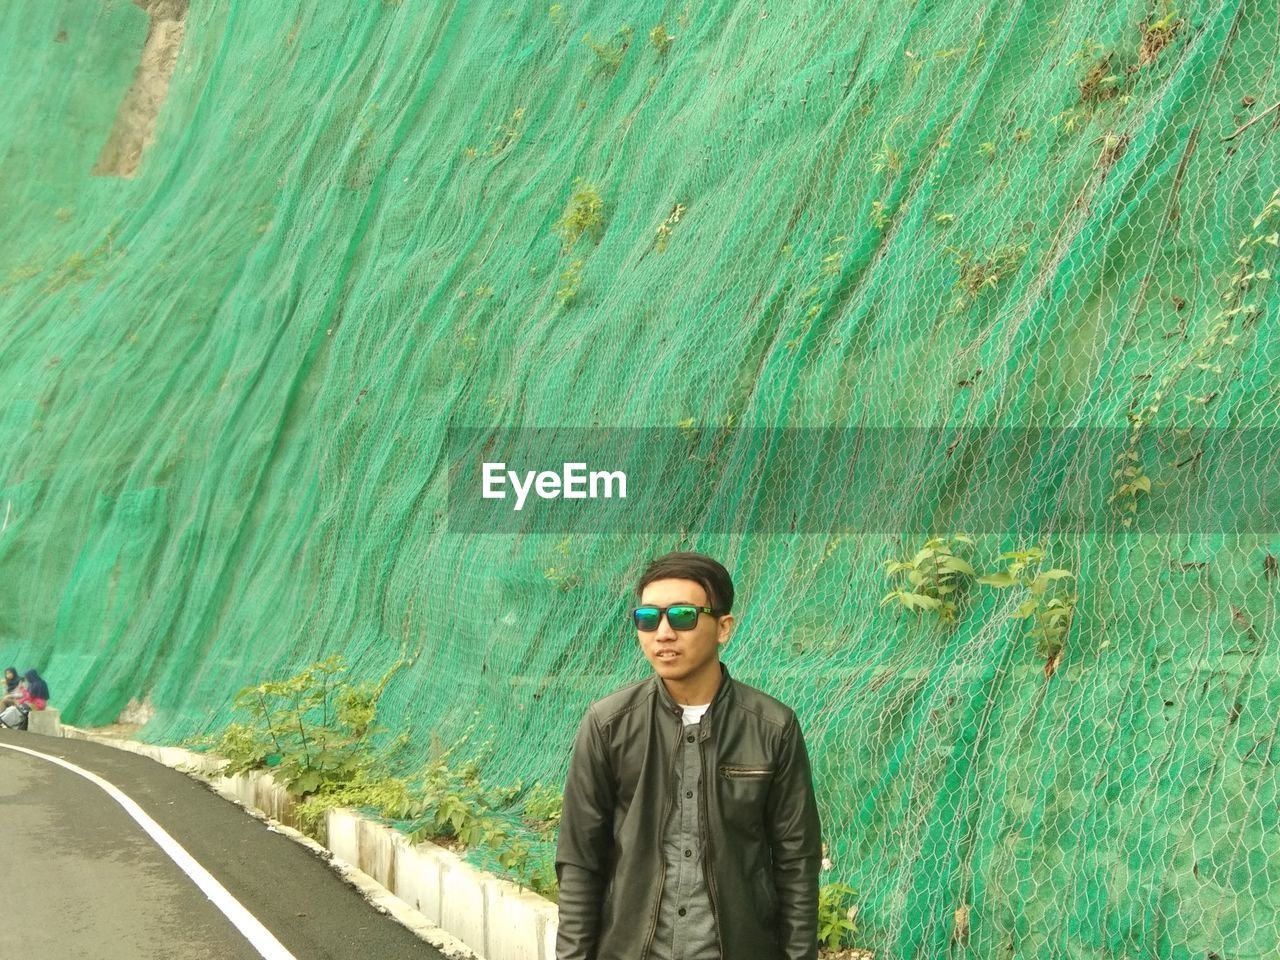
[2,0,1279,956]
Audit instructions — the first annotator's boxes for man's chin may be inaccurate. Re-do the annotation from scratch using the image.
[650,659,686,678]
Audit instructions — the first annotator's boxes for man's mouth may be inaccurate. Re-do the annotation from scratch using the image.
[655,650,680,660]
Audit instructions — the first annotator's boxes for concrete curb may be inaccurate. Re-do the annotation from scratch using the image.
[59,726,559,960]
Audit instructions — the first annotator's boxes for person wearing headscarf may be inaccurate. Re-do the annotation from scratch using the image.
[0,669,49,728]
[20,669,49,705]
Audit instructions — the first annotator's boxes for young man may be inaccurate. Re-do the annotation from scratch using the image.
[556,551,822,960]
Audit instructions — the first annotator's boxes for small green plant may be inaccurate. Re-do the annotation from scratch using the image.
[202,664,558,899]
[820,236,846,277]
[544,565,582,591]
[556,259,584,305]
[294,765,414,833]
[654,202,686,252]
[870,122,903,173]
[1096,132,1129,169]
[881,535,977,623]
[650,23,674,55]
[817,882,859,951]
[491,106,525,154]
[1113,188,1279,525]
[871,143,902,173]
[553,180,605,250]
[947,240,1028,308]
[396,750,558,897]
[1138,5,1182,64]
[404,755,518,845]
[202,656,385,796]
[1078,50,1121,102]
[544,537,581,591]
[583,27,631,75]
[523,782,563,832]
[1108,448,1154,523]
[870,200,893,230]
[1050,105,1091,135]
[976,547,1077,659]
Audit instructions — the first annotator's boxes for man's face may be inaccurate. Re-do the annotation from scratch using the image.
[636,578,734,696]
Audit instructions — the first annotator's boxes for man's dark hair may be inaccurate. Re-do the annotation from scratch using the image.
[635,551,734,614]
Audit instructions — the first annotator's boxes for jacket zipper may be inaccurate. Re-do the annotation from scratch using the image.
[640,709,684,960]
[719,765,772,778]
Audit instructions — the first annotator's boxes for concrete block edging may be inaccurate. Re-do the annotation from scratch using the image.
[58,726,559,960]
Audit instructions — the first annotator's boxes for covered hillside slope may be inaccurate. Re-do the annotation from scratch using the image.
[2,0,1279,956]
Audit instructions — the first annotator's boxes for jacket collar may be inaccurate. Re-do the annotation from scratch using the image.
[652,663,735,735]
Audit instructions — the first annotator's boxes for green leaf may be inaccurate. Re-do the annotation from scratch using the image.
[1013,599,1039,619]
[977,572,1016,587]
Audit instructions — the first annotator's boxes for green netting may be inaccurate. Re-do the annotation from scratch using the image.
[3,0,1280,956]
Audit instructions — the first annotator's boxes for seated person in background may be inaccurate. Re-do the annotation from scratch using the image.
[2,667,18,698]
[0,669,49,729]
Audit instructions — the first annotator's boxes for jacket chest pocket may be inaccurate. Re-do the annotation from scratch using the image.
[719,764,774,779]
[717,763,774,833]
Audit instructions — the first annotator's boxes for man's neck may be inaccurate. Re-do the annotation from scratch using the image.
[662,664,723,706]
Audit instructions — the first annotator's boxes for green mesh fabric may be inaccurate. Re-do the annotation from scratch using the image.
[2,0,1280,956]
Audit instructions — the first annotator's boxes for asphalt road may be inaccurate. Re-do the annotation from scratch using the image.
[0,731,445,960]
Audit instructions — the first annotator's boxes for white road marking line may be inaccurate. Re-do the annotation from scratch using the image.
[0,739,298,960]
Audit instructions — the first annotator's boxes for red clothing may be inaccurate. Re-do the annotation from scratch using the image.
[17,689,45,710]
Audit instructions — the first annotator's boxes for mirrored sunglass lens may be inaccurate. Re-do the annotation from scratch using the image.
[667,606,699,629]
[633,608,660,630]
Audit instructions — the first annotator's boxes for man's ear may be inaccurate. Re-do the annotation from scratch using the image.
[717,613,735,645]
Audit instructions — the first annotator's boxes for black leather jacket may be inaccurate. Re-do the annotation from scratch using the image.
[555,665,822,960]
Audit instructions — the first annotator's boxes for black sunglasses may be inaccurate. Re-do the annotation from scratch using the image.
[631,604,718,631]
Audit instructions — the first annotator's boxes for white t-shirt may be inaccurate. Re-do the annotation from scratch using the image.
[680,703,711,725]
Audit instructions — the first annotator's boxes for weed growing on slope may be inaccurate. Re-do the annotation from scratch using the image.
[880,535,978,624]
[556,259,584,305]
[977,547,1077,666]
[583,26,632,75]
[1078,51,1121,103]
[491,106,525,155]
[817,883,860,951]
[1138,5,1183,64]
[554,179,605,250]
[946,237,1029,308]
[654,202,686,252]
[1111,188,1279,526]
[650,23,674,55]
[199,658,560,899]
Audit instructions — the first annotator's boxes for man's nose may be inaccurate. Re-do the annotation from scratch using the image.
[654,614,678,639]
